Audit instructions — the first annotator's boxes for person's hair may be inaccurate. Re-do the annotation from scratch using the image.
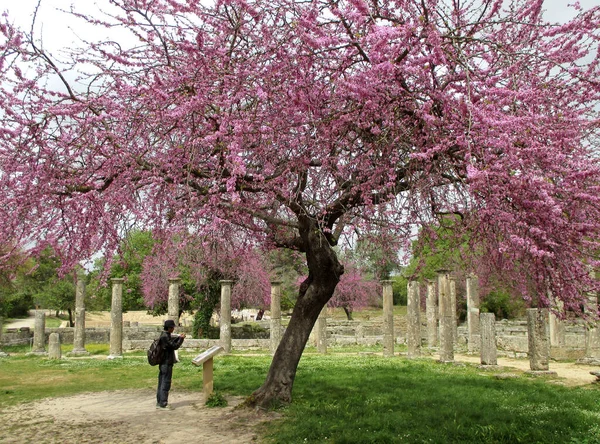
[163,319,176,330]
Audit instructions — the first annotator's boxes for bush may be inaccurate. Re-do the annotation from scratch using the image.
[481,289,526,320]
[0,291,33,318]
[205,392,228,408]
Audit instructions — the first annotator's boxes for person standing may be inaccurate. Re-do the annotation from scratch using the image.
[156,319,185,410]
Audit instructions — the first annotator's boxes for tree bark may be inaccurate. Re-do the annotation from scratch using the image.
[248,217,343,408]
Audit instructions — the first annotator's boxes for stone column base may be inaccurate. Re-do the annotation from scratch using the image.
[525,370,558,377]
[478,364,502,371]
[577,357,600,366]
[67,350,91,356]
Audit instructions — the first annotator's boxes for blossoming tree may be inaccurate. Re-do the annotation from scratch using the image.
[1,0,599,407]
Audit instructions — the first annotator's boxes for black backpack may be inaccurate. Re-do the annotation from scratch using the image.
[147,337,164,366]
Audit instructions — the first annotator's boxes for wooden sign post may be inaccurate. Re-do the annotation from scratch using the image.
[192,345,225,400]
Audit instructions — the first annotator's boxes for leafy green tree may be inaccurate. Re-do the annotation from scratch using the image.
[88,230,155,311]
[0,246,33,318]
[191,270,222,338]
[7,248,77,323]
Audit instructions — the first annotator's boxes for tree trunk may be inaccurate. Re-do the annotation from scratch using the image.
[248,217,344,409]
[343,306,353,321]
[68,308,74,327]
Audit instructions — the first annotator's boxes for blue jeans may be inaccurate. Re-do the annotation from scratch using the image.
[157,364,173,407]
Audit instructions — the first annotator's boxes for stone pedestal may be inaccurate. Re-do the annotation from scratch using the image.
[270,281,282,354]
[316,306,327,354]
[31,310,47,355]
[527,308,550,371]
[48,332,61,359]
[466,274,480,354]
[480,313,497,366]
[407,280,421,358]
[168,278,181,326]
[69,269,89,356]
[426,280,438,348]
[108,278,124,360]
[382,280,394,357]
[219,280,234,354]
[437,271,454,363]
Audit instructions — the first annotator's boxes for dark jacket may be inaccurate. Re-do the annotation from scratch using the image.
[159,330,184,365]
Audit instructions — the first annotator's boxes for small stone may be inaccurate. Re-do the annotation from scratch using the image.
[494,373,520,380]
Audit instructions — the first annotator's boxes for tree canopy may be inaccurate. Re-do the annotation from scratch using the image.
[1,0,599,406]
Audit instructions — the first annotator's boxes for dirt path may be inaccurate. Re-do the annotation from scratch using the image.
[454,353,599,386]
[0,390,276,444]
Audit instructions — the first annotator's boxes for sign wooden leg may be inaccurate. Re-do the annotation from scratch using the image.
[203,357,214,400]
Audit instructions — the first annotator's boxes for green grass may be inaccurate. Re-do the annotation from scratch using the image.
[45,316,65,328]
[327,306,407,321]
[0,351,599,443]
[267,356,600,443]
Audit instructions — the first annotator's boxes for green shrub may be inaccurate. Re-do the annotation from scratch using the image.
[481,289,526,320]
[205,391,228,407]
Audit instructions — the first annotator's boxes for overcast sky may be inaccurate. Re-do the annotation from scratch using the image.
[3,0,600,53]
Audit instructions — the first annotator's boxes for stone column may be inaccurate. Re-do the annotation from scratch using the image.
[70,269,89,356]
[426,280,438,348]
[449,276,458,344]
[168,277,181,326]
[382,280,394,357]
[549,298,566,347]
[438,270,454,363]
[579,294,600,365]
[108,278,124,359]
[407,280,421,358]
[219,280,234,354]
[480,312,497,366]
[466,274,480,354]
[316,306,328,354]
[31,310,47,354]
[270,281,282,354]
[48,332,61,359]
[527,308,551,372]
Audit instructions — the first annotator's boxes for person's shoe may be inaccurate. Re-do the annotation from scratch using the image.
[156,404,173,410]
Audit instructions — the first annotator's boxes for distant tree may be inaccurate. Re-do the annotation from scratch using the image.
[88,230,155,311]
[140,234,271,314]
[0,245,33,318]
[10,248,76,324]
[328,261,379,320]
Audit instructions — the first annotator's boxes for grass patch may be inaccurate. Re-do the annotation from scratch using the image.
[0,351,598,443]
[266,356,600,443]
[45,316,64,328]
